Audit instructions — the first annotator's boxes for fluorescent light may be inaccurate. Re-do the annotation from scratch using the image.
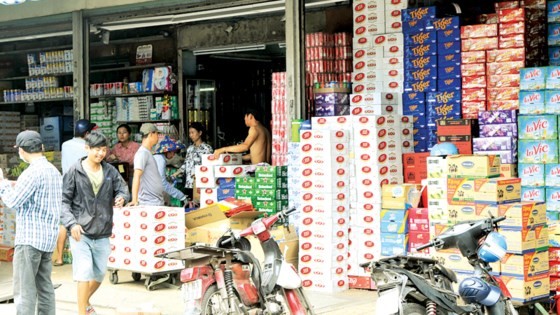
[278,42,286,49]
[0,30,72,43]
[193,44,266,56]
[199,88,215,92]
[95,0,349,31]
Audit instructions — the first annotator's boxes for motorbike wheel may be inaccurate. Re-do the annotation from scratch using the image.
[201,285,229,315]
[402,303,426,315]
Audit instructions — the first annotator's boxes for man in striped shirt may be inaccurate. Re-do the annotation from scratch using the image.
[0,130,62,315]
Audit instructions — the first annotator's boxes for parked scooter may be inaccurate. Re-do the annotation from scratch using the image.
[160,207,314,315]
[363,216,518,315]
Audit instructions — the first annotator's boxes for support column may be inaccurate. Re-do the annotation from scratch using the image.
[285,0,305,133]
[72,10,86,120]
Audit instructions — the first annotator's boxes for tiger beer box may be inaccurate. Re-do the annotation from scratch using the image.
[185,205,264,246]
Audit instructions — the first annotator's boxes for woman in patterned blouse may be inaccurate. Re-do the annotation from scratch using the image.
[106,124,140,179]
[181,122,213,201]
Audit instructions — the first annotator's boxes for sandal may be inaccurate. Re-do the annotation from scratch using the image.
[53,261,64,266]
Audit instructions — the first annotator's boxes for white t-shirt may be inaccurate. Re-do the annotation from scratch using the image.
[61,138,87,174]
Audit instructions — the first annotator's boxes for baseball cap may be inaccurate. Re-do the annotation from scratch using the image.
[75,119,97,136]
[140,123,159,136]
[15,130,43,148]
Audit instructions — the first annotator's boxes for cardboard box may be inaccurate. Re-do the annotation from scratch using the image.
[0,245,13,262]
[518,140,559,164]
[446,155,501,179]
[518,115,558,140]
[500,273,550,303]
[473,177,521,204]
[519,164,545,186]
[545,164,560,187]
[380,209,408,233]
[432,248,472,272]
[381,184,422,209]
[185,205,263,246]
[436,118,477,136]
[522,187,545,202]
[498,202,547,229]
[447,178,475,204]
[500,250,549,278]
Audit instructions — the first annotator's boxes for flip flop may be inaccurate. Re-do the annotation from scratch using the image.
[53,262,64,266]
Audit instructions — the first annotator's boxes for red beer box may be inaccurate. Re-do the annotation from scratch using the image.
[300,129,350,144]
[486,48,525,62]
[214,165,252,178]
[461,24,498,38]
[200,153,242,166]
[195,165,217,188]
[461,51,486,64]
[311,116,353,131]
[350,92,399,106]
[462,37,499,51]
[498,8,525,23]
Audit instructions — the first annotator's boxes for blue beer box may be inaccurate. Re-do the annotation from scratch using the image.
[438,64,461,79]
[437,41,461,54]
[404,79,437,93]
[405,67,438,81]
[403,91,425,104]
[413,115,428,129]
[404,43,437,58]
[426,90,461,104]
[549,24,560,46]
[405,55,438,70]
[404,31,437,46]
[403,19,435,34]
[550,47,560,66]
[438,78,462,91]
[402,6,437,22]
[438,53,461,67]
[549,1,560,23]
[433,16,460,31]
[413,128,430,141]
[437,28,461,43]
[414,139,429,152]
[403,101,426,115]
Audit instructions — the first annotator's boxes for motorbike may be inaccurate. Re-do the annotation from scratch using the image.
[160,207,314,315]
[362,216,518,315]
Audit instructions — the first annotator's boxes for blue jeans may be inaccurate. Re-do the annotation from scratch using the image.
[13,245,56,315]
[69,235,110,283]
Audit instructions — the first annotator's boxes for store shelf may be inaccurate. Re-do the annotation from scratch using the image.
[90,63,169,74]
[0,72,73,81]
[90,91,170,99]
[117,119,180,124]
[0,97,73,105]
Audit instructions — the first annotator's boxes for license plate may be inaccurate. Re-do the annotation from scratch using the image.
[376,287,399,315]
[181,280,202,301]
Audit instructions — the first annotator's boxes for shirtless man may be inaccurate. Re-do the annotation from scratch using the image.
[214,108,271,164]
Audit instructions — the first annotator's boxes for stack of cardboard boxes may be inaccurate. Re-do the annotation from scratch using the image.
[402,9,462,153]
[380,184,421,256]
[550,1,560,65]
[108,206,185,274]
[475,110,519,176]
[0,201,15,262]
[297,128,350,293]
[195,154,247,207]
[305,32,352,118]
[271,72,288,166]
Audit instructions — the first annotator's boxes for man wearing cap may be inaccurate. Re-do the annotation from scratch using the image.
[0,131,62,315]
[153,136,186,205]
[127,123,164,206]
[56,119,97,266]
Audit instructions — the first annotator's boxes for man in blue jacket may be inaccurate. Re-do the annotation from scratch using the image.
[60,131,129,315]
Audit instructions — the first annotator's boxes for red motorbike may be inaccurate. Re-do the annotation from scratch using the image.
[161,208,314,315]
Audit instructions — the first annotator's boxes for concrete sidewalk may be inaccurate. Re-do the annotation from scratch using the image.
[0,263,376,314]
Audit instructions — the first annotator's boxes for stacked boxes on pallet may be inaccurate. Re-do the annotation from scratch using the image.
[109,206,185,273]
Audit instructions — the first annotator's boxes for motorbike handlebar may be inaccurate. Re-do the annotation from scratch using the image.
[415,241,435,251]
[492,216,506,224]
